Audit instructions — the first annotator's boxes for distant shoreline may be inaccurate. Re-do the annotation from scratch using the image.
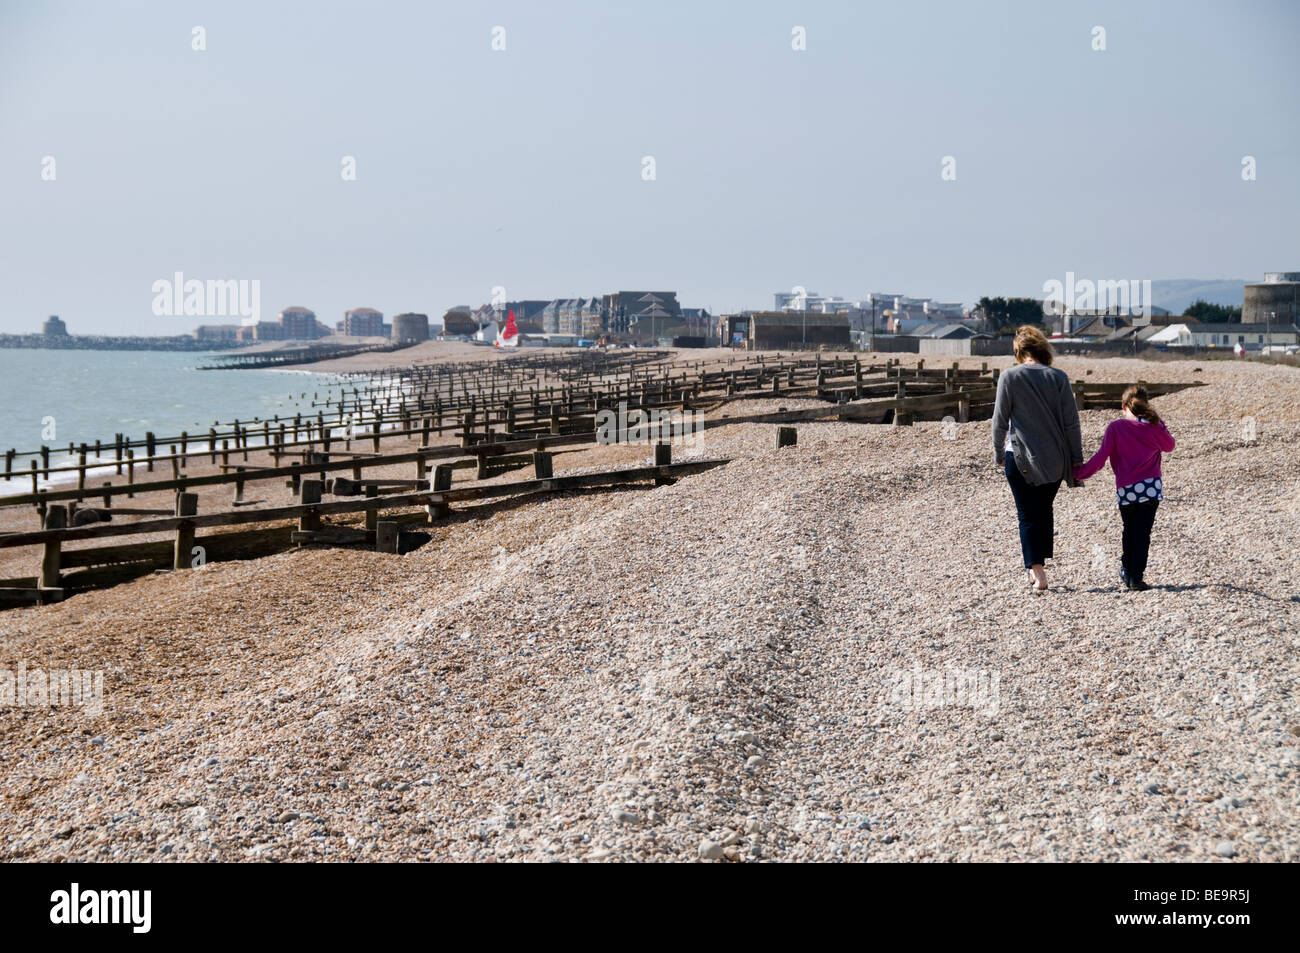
[0,335,239,353]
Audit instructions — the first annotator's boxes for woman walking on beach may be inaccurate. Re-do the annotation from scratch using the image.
[991,326,1083,591]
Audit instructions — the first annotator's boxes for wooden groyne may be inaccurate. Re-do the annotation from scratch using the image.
[0,350,1204,606]
[198,340,417,370]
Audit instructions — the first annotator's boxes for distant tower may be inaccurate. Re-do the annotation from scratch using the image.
[42,315,68,336]
[1242,272,1300,325]
[391,313,430,343]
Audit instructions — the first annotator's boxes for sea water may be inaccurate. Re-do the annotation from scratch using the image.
[0,348,353,492]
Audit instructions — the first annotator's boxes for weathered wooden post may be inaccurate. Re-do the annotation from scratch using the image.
[654,442,672,486]
[126,450,135,498]
[77,449,87,499]
[173,492,198,570]
[428,464,453,522]
[145,432,156,470]
[39,504,67,589]
[364,485,379,531]
[299,479,322,532]
[309,451,328,483]
[533,451,553,479]
[375,521,400,554]
[776,426,798,448]
[476,452,490,481]
[233,466,246,505]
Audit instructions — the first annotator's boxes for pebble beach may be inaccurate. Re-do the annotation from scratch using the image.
[1,350,1297,862]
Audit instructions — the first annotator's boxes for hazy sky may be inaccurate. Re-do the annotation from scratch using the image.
[1,0,1297,335]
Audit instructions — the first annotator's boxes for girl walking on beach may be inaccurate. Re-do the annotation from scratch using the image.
[991,326,1084,591]
[1073,385,1176,591]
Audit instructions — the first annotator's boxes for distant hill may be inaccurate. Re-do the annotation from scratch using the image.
[1150,279,1248,315]
[1005,278,1249,316]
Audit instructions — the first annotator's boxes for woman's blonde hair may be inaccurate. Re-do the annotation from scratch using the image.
[1122,384,1161,424]
[1013,325,1054,365]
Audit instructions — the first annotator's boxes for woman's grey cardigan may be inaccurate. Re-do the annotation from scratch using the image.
[991,363,1084,486]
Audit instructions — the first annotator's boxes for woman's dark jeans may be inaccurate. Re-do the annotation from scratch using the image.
[1120,500,1159,582]
[1004,451,1061,568]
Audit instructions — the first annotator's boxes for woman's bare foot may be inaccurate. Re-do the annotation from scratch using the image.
[1029,564,1049,590]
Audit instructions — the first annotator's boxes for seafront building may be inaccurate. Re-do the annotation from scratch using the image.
[776,291,968,327]
[343,307,385,337]
[477,291,689,343]
[233,306,330,342]
[440,307,477,337]
[719,311,852,350]
[1147,322,1299,350]
[279,307,321,340]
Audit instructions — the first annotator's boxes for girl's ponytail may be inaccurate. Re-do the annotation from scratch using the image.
[1122,384,1161,425]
